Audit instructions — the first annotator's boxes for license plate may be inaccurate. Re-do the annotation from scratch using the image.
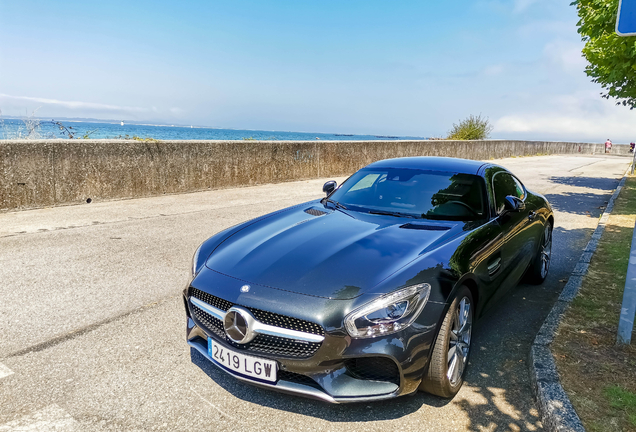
[208,338,277,383]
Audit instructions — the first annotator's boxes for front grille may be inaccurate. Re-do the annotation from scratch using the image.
[249,334,320,358]
[191,303,225,339]
[189,287,324,359]
[344,357,401,386]
[250,309,323,336]
[191,288,233,312]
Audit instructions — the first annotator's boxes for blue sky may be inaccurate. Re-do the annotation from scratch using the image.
[1,0,635,142]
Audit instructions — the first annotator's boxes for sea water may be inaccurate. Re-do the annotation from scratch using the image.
[0,119,424,141]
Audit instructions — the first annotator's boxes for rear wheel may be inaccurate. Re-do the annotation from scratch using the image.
[528,221,552,284]
[420,286,473,398]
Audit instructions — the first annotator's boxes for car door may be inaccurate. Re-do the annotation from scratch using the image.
[491,171,534,294]
[450,173,508,314]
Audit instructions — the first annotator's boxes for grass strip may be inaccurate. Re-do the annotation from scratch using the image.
[553,175,636,432]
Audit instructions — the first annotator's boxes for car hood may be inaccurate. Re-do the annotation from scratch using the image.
[205,203,464,299]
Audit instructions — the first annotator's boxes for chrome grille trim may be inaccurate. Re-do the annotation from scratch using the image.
[191,297,224,320]
[190,296,325,343]
[189,287,324,336]
[252,319,325,343]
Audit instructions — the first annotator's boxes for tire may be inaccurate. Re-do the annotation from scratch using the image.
[420,286,473,398]
[528,221,552,284]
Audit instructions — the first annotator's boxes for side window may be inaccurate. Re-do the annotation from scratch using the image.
[493,173,525,214]
[512,176,525,200]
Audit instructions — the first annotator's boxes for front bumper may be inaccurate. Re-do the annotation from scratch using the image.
[184,274,445,403]
[188,319,400,403]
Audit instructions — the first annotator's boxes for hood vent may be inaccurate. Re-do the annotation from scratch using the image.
[305,208,328,217]
[399,223,451,231]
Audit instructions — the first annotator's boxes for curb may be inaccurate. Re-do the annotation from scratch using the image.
[529,166,630,432]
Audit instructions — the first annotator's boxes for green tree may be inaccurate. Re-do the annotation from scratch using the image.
[447,114,493,140]
[573,0,636,107]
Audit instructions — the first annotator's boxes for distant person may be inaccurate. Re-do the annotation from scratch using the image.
[605,139,612,153]
[630,142,635,153]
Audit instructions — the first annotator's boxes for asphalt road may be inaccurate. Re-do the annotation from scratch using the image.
[0,155,630,431]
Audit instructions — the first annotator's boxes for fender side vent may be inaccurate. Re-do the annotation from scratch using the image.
[305,208,328,217]
[399,223,451,231]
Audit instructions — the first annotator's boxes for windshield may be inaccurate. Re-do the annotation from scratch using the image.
[329,168,487,221]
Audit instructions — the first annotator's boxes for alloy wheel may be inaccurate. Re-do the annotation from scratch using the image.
[540,225,552,279]
[447,297,472,386]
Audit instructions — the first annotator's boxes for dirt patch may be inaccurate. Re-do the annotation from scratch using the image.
[553,176,636,432]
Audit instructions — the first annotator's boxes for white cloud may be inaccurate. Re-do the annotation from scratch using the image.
[542,40,586,74]
[0,94,147,113]
[472,38,584,82]
[495,113,636,141]
[482,64,506,76]
[0,94,186,122]
[494,92,636,142]
[513,0,543,13]
[517,20,576,39]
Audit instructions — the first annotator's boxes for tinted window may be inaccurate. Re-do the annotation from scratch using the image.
[329,168,487,221]
[493,172,525,214]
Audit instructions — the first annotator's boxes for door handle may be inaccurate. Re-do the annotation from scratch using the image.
[528,211,537,220]
[487,257,502,275]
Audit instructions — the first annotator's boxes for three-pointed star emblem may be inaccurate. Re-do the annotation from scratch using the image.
[223,307,255,344]
[227,312,246,338]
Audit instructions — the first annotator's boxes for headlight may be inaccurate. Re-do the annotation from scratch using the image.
[344,283,431,338]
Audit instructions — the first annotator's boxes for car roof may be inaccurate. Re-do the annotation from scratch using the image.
[365,156,490,175]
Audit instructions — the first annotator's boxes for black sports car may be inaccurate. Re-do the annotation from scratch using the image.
[184,156,553,402]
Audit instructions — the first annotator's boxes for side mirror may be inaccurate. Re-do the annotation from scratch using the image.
[504,195,525,212]
[323,181,337,196]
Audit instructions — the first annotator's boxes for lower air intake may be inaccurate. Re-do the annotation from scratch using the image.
[344,357,401,386]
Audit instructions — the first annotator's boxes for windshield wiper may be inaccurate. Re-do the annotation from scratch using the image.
[368,210,419,219]
[322,198,348,210]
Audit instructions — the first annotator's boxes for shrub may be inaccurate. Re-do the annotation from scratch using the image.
[447,114,493,140]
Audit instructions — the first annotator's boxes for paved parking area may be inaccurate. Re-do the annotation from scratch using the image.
[0,154,630,431]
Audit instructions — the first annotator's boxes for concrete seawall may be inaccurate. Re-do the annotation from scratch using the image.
[0,139,629,211]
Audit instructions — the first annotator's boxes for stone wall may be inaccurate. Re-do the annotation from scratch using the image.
[0,139,629,211]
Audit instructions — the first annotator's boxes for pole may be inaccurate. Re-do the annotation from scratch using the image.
[618,218,636,344]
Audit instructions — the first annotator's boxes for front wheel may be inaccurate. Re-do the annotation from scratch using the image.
[528,221,552,284]
[420,286,473,398]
